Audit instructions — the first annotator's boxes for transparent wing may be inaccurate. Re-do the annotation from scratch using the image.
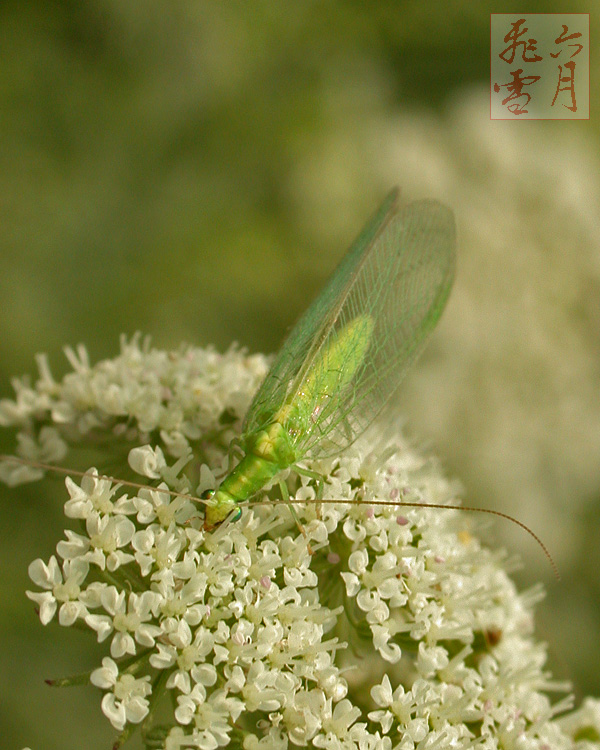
[242,188,400,436]
[242,189,456,458]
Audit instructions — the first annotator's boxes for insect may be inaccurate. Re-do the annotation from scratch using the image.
[203,187,456,528]
[0,189,559,575]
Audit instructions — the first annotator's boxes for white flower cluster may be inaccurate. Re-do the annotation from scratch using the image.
[2,337,600,750]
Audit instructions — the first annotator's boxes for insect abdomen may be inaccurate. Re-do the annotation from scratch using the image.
[277,314,374,441]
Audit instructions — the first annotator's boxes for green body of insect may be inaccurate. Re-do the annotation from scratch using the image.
[204,188,456,529]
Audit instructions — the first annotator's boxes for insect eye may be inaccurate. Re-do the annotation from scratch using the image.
[228,507,242,522]
[200,489,215,501]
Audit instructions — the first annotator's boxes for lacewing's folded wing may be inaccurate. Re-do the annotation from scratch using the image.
[242,188,456,458]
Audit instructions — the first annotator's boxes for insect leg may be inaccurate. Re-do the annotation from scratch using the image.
[293,465,324,518]
[227,437,245,470]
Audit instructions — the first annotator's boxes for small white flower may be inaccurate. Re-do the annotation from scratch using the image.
[90,657,151,731]
[154,564,211,625]
[282,689,327,744]
[64,472,123,519]
[128,444,167,479]
[370,624,402,663]
[370,675,420,734]
[313,698,365,749]
[27,556,90,625]
[82,513,136,571]
[175,688,243,747]
[151,618,216,693]
[416,641,449,678]
[131,523,187,578]
[85,587,162,657]
[133,484,195,527]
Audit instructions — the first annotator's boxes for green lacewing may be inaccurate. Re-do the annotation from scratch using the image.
[0,188,559,574]
[203,188,456,527]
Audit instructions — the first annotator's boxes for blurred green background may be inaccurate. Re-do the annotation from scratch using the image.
[1,2,598,748]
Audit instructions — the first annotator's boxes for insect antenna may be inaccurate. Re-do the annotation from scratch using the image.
[249,496,560,580]
[0,454,558,578]
[0,455,208,507]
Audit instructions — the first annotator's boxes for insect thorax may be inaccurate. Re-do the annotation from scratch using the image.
[244,420,298,467]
